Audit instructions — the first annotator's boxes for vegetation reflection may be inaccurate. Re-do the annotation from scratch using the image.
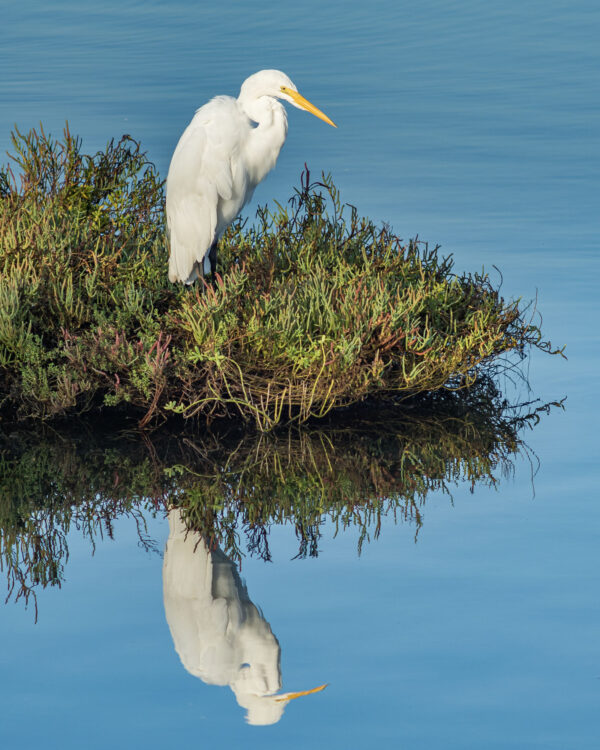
[0,378,560,617]
[0,380,561,721]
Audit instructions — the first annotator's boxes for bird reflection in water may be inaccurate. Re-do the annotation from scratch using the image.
[163,509,326,725]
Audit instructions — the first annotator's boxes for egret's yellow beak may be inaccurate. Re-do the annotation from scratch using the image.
[274,683,328,702]
[281,87,337,128]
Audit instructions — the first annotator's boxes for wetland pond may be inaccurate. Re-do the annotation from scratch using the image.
[1,1,599,748]
[1,385,597,748]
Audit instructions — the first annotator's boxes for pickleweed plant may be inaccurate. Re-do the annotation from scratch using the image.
[0,126,562,428]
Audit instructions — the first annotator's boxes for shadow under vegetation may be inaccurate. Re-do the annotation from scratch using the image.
[0,376,563,619]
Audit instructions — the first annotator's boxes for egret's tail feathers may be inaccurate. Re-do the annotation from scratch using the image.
[166,190,217,283]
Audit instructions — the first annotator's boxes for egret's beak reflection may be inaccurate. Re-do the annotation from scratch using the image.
[275,683,328,702]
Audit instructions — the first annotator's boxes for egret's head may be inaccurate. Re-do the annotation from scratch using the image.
[239,70,337,127]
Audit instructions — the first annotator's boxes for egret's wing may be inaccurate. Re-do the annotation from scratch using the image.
[166,96,248,283]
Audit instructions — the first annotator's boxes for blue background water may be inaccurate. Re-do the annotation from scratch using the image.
[1,1,599,747]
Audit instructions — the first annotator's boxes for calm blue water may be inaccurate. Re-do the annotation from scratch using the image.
[1,1,599,747]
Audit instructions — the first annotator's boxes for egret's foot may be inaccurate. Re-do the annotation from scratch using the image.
[209,242,218,281]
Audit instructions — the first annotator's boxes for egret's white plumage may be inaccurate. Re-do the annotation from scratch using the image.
[166,70,336,284]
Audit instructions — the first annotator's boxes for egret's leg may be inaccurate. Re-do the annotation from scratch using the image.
[209,241,218,282]
[192,260,202,282]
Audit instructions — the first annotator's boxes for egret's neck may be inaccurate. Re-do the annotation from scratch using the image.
[238,96,288,186]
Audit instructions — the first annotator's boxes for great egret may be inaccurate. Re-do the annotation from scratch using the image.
[166,70,336,284]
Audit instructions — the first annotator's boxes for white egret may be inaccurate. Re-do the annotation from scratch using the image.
[166,70,336,284]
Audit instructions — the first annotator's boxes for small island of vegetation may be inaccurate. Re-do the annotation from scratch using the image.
[0,126,560,429]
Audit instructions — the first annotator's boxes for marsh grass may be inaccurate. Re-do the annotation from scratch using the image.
[0,126,561,428]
